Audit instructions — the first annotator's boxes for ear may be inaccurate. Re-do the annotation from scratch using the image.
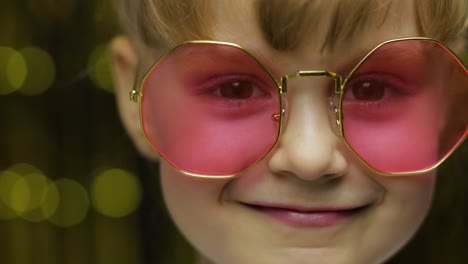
[110,36,159,161]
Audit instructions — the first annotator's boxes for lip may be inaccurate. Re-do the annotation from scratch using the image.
[241,202,369,228]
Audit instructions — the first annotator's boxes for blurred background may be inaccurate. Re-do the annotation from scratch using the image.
[0,0,193,263]
[0,0,467,263]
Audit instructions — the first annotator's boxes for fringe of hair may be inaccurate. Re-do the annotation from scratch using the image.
[117,0,468,50]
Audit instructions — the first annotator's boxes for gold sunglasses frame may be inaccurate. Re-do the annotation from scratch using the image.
[130,37,468,179]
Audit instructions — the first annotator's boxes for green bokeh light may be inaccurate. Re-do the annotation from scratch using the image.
[91,168,142,218]
[18,47,56,96]
[0,46,23,95]
[48,178,89,228]
[3,163,59,222]
[8,162,42,175]
[20,173,58,222]
[10,176,30,214]
[0,170,21,219]
[7,49,27,90]
[88,43,114,93]
[40,181,60,220]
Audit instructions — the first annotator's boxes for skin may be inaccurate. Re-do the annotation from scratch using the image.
[111,1,437,263]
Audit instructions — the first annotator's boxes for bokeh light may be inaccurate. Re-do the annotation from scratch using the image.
[0,0,179,263]
[1,163,141,224]
[40,181,60,220]
[0,46,55,96]
[17,47,56,96]
[0,170,21,220]
[7,48,27,91]
[48,178,89,228]
[0,163,44,219]
[9,175,30,214]
[8,162,42,175]
[91,168,142,218]
[0,163,59,222]
[88,43,114,93]
[20,173,59,222]
[0,46,25,95]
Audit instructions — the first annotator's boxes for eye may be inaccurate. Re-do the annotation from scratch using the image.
[348,79,385,101]
[218,80,254,99]
[342,73,417,119]
[208,76,273,101]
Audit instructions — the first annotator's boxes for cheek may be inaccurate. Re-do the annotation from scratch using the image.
[364,173,435,262]
[348,117,439,172]
[159,161,234,256]
[380,171,436,219]
[374,172,436,257]
[160,161,226,220]
[344,91,444,173]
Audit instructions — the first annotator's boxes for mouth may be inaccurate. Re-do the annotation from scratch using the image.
[241,202,370,228]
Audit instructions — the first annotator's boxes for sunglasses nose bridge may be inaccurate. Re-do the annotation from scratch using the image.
[280,71,343,94]
[279,70,343,134]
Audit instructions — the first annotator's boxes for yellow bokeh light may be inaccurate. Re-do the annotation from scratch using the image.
[40,181,60,220]
[10,176,30,214]
[18,47,56,96]
[0,170,21,219]
[0,46,23,95]
[88,43,114,93]
[8,162,42,175]
[91,168,142,218]
[48,178,89,228]
[7,49,27,90]
[20,173,57,222]
[4,163,58,222]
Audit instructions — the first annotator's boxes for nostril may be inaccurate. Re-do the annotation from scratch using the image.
[321,173,343,183]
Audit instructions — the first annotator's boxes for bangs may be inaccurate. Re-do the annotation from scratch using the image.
[119,0,468,50]
[256,0,393,51]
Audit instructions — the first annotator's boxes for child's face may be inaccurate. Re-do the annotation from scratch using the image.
[160,2,435,264]
[114,1,440,263]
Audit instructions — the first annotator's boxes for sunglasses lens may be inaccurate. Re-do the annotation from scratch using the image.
[342,39,467,174]
[141,43,280,176]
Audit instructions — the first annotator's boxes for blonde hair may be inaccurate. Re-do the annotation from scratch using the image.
[117,0,468,51]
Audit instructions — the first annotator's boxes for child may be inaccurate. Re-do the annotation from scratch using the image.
[110,0,468,263]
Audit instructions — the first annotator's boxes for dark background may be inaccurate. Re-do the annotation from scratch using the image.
[0,0,466,263]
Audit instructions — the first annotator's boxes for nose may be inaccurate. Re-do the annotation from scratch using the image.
[268,80,348,183]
